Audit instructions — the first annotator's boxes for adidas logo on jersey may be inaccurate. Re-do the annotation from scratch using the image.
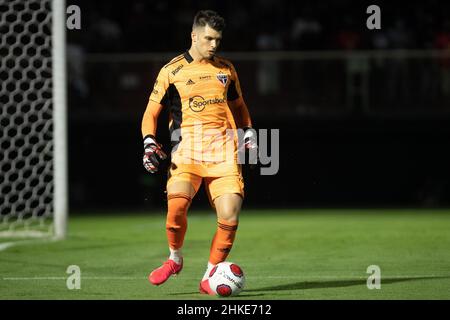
[186,79,195,85]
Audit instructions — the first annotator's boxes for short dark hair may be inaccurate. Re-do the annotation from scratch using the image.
[193,10,225,32]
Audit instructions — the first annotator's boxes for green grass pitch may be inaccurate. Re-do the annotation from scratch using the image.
[1,209,450,300]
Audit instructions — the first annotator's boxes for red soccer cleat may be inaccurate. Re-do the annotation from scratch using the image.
[199,279,215,295]
[148,259,183,286]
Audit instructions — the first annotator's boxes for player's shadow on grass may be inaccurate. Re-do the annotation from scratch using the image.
[245,276,449,292]
[168,276,449,297]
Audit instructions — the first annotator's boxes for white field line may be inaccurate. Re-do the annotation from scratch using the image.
[1,275,446,281]
[0,242,17,251]
[0,239,58,251]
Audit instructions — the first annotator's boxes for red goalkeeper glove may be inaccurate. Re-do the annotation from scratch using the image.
[142,135,167,173]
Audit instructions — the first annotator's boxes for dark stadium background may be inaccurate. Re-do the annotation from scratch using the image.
[66,0,450,212]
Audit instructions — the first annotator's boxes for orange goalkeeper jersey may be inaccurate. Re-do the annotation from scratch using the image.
[148,51,248,175]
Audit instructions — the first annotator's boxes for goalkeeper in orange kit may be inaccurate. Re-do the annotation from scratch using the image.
[141,10,257,294]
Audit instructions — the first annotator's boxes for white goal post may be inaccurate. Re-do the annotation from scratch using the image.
[0,0,68,239]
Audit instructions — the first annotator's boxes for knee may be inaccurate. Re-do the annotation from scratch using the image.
[217,206,240,223]
[220,215,239,224]
[215,194,242,223]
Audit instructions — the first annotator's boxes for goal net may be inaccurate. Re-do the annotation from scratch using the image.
[0,0,67,239]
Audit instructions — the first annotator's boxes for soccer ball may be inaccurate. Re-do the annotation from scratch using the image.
[208,261,245,297]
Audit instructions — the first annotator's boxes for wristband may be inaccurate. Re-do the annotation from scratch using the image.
[143,134,157,145]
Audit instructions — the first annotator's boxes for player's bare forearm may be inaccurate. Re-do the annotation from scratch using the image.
[228,97,253,129]
[141,100,164,138]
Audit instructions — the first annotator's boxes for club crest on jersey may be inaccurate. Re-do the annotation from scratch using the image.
[216,72,228,86]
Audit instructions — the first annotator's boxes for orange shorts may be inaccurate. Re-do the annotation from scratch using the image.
[167,163,244,205]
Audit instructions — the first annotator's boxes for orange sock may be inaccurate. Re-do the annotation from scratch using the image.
[209,218,239,265]
[166,193,191,250]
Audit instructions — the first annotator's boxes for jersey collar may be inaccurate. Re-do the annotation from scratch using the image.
[184,51,194,63]
[184,50,215,63]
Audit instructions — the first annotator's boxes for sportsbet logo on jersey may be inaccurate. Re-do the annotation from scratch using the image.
[189,96,226,112]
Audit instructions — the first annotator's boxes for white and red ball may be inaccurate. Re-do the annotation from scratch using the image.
[208,262,245,297]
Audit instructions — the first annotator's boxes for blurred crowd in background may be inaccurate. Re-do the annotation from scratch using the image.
[68,0,450,52]
[66,0,450,118]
